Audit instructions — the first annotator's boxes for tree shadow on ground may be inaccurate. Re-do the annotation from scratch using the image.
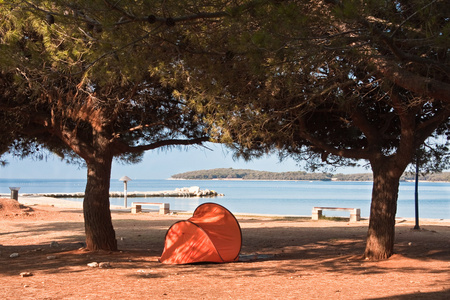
[1,216,449,283]
[371,289,450,299]
[0,217,172,276]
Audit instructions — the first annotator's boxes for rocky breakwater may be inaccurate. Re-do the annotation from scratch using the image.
[23,186,223,198]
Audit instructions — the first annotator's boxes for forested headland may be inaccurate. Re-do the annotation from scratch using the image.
[171,168,450,182]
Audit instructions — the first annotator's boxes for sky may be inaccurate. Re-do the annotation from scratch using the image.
[0,142,371,180]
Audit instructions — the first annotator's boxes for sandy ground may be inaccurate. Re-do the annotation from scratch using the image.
[0,196,449,300]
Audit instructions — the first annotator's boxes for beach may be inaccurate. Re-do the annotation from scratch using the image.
[1,197,449,299]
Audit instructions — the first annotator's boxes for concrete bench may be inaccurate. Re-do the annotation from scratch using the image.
[131,202,170,215]
[312,207,360,222]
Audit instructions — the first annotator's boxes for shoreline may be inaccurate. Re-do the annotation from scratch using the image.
[2,177,449,182]
[8,195,450,224]
[170,177,450,183]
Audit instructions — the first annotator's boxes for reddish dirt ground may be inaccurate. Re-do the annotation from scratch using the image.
[1,198,449,299]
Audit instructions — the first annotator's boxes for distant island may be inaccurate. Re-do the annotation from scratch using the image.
[171,168,450,182]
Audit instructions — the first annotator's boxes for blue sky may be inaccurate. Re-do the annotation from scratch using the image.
[1,142,371,180]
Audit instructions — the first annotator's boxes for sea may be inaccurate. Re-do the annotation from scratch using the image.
[1,179,449,219]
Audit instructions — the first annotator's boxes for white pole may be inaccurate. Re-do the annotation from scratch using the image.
[119,176,132,209]
[124,181,128,208]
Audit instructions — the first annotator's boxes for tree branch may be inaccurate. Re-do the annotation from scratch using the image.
[114,136,210,155]
[390,0,439,37]
[349,107,381,147]
[389,88,417,162]
[376,32,450,75]
[362,15,450,75]
[297,116,371,160]
[373,57,450,104]
[415,106,450,145]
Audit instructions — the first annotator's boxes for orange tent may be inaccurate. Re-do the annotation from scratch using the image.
[160,203,242,264]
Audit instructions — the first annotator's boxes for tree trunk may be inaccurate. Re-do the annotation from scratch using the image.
[83,153,117,251]
[364,162,402,260]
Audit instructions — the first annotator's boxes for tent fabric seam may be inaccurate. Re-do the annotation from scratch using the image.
[193,202,243,261]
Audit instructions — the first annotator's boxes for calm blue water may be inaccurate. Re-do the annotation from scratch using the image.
[1,179,448,219]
